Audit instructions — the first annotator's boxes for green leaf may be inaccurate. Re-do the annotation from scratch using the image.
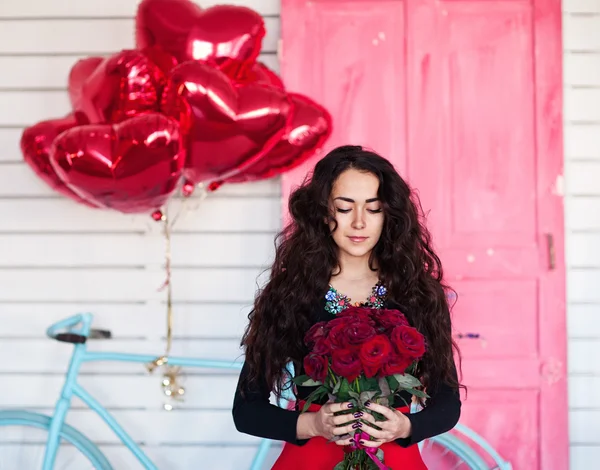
[337,378,351,401]
[393,373,423,388]
[306,379,324,386]
[386,374,400,391]
[333,463,346,470]
[348,391,360,400]
[405,387,429,399]
[376,448,384,461]
[332,379,341,395]
[360,377,380,392]
[292,374,310,385]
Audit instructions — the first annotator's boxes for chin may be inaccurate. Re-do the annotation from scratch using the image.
[340,245,374,259]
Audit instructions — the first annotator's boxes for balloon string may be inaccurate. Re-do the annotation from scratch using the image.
[163,208,173,356]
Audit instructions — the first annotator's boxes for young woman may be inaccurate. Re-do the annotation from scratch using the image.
[233,145,462,469]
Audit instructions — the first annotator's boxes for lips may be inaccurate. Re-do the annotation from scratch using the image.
[349,236,368,242]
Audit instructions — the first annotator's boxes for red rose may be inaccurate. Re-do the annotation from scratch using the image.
[331,348,363,382]
[377,309,410,330]
[337,306,375,319]
[303,354,328,382]
[391,325,426,359]
[312,337,331,355]
[381,354,412,376]
[304,322,328,345]
[359,335,393,378]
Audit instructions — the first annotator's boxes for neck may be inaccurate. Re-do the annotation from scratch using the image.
[334,252,378,281]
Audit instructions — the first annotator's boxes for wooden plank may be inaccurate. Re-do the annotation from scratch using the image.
[568,269,600,303]
[564,52,600,87]
[0,409,257,444]
[0,338,243,373]
[0,90,69,127]
[0,164,280,197]
[0,445,283,470]
[569,376,600,409]
[0,233,274,267]
[570,410,600,444]
[563,0,600,13]
[566,197,600,231]
[0,302,252,338]
[0,267,265,302]
[0,0,281,17]
[567,233,600,267]
[568,339,600,374]
[571,446,600,469]
[566,162,600,196]
[565,88,600,122]
[0,18,279,54]
[1,374,242,409]
[563,15,600,51]
[567,304,600,338]
[0,162,280,197]
[0,198,280,233]
[564,124,600,160]
[0,53,279,89]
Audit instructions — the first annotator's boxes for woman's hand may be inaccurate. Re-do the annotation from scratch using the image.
[306,402,362,443]
[354,401,412,447]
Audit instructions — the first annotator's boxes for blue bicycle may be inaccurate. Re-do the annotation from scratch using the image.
[0,313,511,469]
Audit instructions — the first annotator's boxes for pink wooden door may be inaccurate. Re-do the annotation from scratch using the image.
[280,1,566,469]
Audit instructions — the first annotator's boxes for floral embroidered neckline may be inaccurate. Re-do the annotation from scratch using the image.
[324,282,387,315]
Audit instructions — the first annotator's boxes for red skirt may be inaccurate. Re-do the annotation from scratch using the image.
[271,403,427,470]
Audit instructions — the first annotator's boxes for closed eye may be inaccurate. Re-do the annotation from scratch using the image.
[336,208,351,213]
[367,209,382,214]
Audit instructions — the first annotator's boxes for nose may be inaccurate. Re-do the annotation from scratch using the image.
[352,211,366,230]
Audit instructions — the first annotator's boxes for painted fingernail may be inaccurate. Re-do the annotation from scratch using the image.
[360,440,365,445]
[353,412,363,418]
[352,422,360,429]
[347,403,354,408]
[365,401,371,407]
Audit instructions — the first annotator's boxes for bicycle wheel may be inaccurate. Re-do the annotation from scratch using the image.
[0,410,112,470]
[420,432,490,469]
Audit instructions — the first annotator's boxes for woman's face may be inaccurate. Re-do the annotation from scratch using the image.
[328,169,384,261]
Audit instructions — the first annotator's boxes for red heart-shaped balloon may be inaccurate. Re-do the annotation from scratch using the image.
[51,113,184,213]
[226,93,332,183]
[72,49,172,124]
[20,114,98,207]
[136,0,265,78]
[241,62,285,90]
[68,57,104,112]
[161,61,292,184]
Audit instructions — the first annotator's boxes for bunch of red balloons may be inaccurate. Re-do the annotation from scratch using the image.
[20,0,332,214]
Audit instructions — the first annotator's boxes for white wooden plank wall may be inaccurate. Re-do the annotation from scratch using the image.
[563,0,600,468]
[1,0,599,468]
[0,0,283,468]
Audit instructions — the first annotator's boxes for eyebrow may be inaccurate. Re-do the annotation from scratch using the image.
[334,197,380,203]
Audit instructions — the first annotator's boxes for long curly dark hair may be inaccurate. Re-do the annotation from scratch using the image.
[241,145,462,396]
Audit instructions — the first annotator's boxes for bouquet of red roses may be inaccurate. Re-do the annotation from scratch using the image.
[293,306,428,470]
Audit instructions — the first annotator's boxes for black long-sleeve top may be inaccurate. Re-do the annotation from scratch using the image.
[232,296,461,447]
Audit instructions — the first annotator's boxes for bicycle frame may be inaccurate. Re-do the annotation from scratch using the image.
[42,313,244,470]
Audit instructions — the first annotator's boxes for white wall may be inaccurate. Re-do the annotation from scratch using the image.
[564,1,600,468]
[0,0,282,468]
[1,0,599,468]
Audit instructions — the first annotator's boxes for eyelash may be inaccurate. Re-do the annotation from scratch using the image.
[336,208,382,214]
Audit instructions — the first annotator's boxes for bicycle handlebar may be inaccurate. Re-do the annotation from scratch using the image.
[46,313,111,344]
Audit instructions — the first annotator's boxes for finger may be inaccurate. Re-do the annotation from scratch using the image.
[357,438,383,448]
[361,411,392,429]
[334,436,354,446]
[332,412,360,426]
[325,402,355,414]
[332,421,363,436]
[365,402,396,419]
[358,424,386,439]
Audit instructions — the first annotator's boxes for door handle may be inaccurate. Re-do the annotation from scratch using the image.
[545,233,556,271]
